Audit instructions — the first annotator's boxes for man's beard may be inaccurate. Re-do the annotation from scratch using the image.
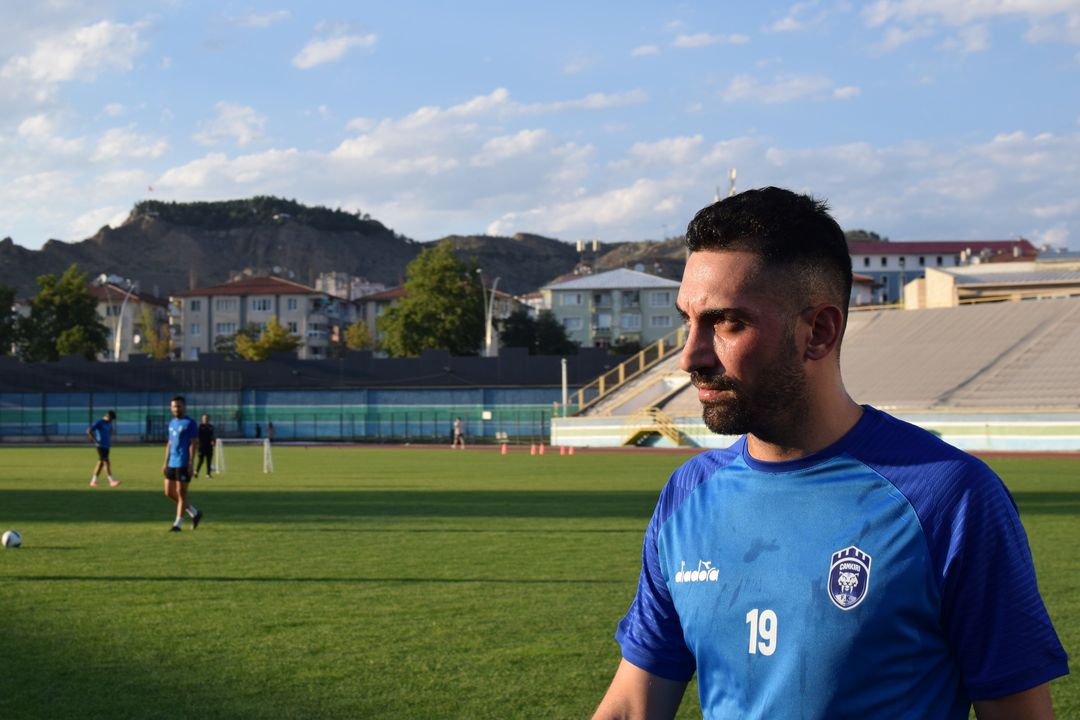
[692,337,808,441]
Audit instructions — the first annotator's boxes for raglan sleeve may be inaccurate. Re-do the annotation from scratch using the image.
[614,476,696,682]
[934,461,1069,700]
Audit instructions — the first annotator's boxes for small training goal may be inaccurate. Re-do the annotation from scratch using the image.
[214,438,274,474]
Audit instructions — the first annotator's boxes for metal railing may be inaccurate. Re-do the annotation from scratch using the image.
[623,407,686,446]
[572,326,686,415]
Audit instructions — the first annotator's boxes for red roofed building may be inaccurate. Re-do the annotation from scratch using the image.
[847,239,1037,305]
[170,276,357,360]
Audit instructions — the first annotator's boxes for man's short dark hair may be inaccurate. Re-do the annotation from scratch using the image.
[685,186,853,317]
[172,395,186,404]
[106,410,116,420]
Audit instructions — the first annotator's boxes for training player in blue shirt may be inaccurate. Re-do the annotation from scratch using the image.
[163,395,204,532]
[86,410,120,487]
[593,188,1068,719]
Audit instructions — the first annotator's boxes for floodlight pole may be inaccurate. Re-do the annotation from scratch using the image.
[483,276,501,358]
[561,357,568,417]
[109,279,137,362]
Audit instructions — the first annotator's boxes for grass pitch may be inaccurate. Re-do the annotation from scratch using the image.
[0,446,1075,719]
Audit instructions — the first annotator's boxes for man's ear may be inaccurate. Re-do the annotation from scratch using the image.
[803,304,844,361]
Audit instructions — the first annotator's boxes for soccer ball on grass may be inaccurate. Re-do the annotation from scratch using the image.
[2,530,22,548]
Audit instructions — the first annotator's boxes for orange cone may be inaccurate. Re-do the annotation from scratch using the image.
[530,443,536,455]
[559,446,566,455]
[539,442,546,455]
[500,443,508,455]
[568,446,575,456]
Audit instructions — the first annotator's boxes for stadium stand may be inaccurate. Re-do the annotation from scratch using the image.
[560,296,1080,450]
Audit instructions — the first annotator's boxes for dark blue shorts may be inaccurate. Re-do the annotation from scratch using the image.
[164,467,191,483]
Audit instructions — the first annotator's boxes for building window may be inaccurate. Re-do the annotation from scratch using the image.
[880,257,887,267]
[105,304,122,317]
[561,293,583,306]
[287,298,299,311]
[287,321,299,333]
[621,314,641,330]
[650,315,673,328]
[214,322,237,336]
[863,257,870,268]
[251,298,272,312]
[215,298,238,312]
[594,313,612,330]
[190,323,200,336]
[937,256,944,266]
[562,317,584,331]
[189,348,199,360]
[918,256,925,267]
[190,300,201,312]
[310,346,322,357]
[593,292,612,307]
[649,291,672,307]
[621,291,640,307]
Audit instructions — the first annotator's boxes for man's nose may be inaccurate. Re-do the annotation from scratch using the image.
[679,324,717,374]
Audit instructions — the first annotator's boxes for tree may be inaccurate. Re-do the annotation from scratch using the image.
[15,265,108,362]
[498,309,537,350]
[496,309,577,355]
[343,320,374,351]
[235,316,301,360]
[845,229,888,244]
[136,304,171,360]
[214,324,259,359]
[0,285,16,355]
[534,310,577,355]
[378,241,485,356]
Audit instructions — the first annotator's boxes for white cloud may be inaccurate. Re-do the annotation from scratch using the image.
[103,103,126,117]
[632,44,660,56]
[0,20,144,86]
[942,24,990,53]
[16,114,84,154]
[864,1,1080,51]
[229,11,291,28]
[292,30,377,69]
[471,129,549,167]
[92,127,169,162]
[68,205,128,238]
[627,135,705,166]
[673,32,750,48]
[722,74,835,103]
[193,102,267,147]
[833,85,862,99]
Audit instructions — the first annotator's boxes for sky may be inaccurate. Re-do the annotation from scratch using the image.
[2,1,1079,252]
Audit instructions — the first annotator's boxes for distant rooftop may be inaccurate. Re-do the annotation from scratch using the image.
[172,275,319,298]
[847,239,1036,256]
[542,267,680,291]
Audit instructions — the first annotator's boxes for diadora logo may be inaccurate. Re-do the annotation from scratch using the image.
[828,546,872,610]
[674,559,719,584]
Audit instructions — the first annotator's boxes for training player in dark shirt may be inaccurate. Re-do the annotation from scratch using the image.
[195,414,215,479]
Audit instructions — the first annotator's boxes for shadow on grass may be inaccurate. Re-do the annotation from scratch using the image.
[6,574,621,585]
[1011,492,1080,516]
[0,489,661,523]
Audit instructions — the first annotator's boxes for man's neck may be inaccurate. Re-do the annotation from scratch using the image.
[746,397,863,463]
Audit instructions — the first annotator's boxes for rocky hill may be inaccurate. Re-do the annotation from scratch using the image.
[0,198,687,299]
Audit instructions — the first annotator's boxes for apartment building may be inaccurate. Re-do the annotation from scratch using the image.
[170,276,356,360]
[541,268,681,348]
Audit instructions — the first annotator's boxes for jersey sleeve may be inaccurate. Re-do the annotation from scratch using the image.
[932,461,1069,699]
[614,474,697,682]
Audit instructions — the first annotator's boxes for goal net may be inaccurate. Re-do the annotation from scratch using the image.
[215,438,274,474]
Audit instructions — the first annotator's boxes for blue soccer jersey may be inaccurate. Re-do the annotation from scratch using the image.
[90,419,113,448]
[616,406,1068,719]
[167,417,198,468]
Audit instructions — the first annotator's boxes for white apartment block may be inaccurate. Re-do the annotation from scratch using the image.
[170,276,357,360]
[541,268,682,348]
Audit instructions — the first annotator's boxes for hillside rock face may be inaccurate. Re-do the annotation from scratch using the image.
[1,208,687,299]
